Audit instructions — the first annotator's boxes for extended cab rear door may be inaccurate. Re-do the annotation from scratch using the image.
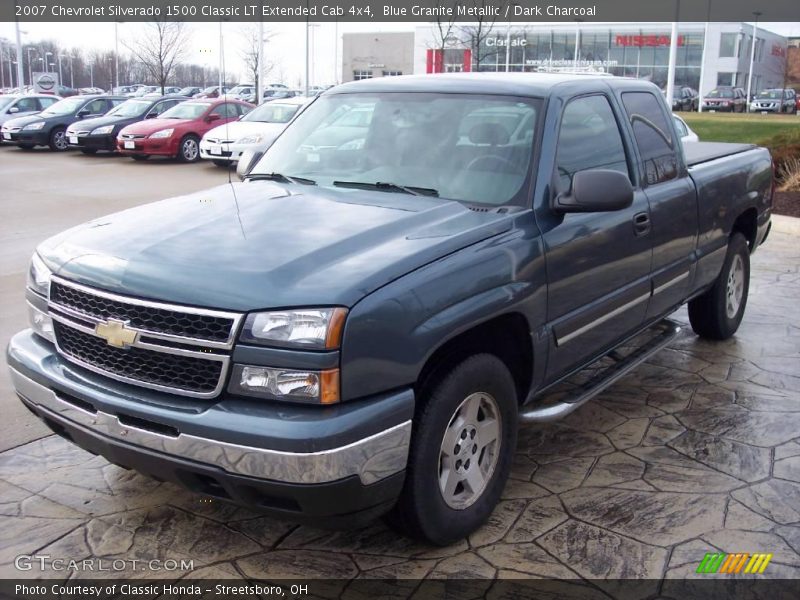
[616,90,698,319]
[537,89,653,380]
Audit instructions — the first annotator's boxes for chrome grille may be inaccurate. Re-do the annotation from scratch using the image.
[48,277,241,398]
[50,278,238,347]
[54,322,224,395]
[120,133,146,140]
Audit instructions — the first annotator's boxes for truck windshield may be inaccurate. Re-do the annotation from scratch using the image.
[250,92,540,206]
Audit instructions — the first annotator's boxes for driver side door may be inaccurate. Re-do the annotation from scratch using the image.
[540,93,653,380]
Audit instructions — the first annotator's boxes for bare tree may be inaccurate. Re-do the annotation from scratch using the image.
[124,19,190,93]
[458,0,503,72]
[429,0,459,73]
[238,24,276,103]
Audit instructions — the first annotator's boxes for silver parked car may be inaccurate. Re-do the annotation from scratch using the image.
[0,94,62,141]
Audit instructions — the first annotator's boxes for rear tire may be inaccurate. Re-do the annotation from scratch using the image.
[688,233,750,340]
[177,134,200,162]
[385,354,518,545]
[49,127,68,151]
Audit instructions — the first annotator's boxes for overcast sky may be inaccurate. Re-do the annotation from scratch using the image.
[1,21,797,87]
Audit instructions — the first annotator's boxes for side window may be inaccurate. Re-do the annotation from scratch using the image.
[150,101,174,116]
[211,103,237,118]
[37,97,58,110]
[237,103,251,116]
[621,92,678,186]
[555,95,630,194]
[85,99,108,114]
[15,97,38,112]
[673,117,688,137]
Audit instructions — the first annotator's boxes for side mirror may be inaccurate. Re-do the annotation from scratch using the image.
[207,113,222,122]
[8,106,19,114]
[553,170,633,213]
[236,149,264,181]
[77,109,90,118]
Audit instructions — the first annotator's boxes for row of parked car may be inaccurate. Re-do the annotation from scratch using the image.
[0,92,312,164]
[664,85,800,114]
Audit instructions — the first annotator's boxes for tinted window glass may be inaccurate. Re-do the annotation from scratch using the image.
[85,99,108,114]
[211,103,238,118]
[15,97,38,112]
[555,95,629,193]
[621,92,678,185]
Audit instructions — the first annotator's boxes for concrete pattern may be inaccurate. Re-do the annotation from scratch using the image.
[1,149,799,583]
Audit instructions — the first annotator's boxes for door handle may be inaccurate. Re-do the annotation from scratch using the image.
[633,212,651,236]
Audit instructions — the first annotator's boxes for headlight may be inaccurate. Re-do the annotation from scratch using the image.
[236,134,262,145]
[92,125,113,135]
[27,253,52,297]
[149,128,173,139]
[240,308,347,350]
[27,301,55,343]
[229,365,339,404]
[23,122,45,130]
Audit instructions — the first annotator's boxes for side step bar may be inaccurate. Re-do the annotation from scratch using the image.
[519,319,681,423]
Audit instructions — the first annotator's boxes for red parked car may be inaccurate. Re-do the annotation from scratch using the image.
[116,98,252,162]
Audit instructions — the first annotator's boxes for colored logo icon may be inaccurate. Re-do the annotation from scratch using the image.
[697,552,773,574]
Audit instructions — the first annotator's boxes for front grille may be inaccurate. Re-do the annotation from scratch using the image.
[54,322,223,395]
[120,133,146,140]
[206,138,234,145]
[50,280,235,344]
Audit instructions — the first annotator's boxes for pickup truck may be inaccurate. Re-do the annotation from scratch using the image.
[7,73,773,545]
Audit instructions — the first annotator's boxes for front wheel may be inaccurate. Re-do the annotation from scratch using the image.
[386,354,518,545]
[49,127,68,151]
[688,233,750,340]
[177,134,200,163]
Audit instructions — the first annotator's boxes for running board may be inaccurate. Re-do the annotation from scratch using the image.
[519,319,681,423]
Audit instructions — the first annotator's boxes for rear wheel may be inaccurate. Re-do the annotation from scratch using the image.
[177,134,200,162]
[688,233,750,340]
[386,354,518,545]
[49,127,68,151]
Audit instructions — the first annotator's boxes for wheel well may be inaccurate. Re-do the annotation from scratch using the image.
[415,313,533,405]
[732,208,757,251]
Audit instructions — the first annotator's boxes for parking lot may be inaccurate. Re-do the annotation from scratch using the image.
[1,146,800,587]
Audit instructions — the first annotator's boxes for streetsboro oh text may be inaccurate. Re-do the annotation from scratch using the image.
[385,4,597,17]
[16,584,304,596]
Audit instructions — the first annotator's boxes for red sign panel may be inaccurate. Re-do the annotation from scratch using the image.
[615,35,685,47]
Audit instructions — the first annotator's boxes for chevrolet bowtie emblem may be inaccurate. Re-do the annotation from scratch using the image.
[95,319,139,349]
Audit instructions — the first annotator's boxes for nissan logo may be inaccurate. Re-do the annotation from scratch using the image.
[37,74,56,91]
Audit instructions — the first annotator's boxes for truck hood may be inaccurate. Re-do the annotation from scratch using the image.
[38,182,512,311]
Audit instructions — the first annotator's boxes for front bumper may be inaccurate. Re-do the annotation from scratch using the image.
[68,133,116,151]
[13,129,50,145]
[199,139,247,163]
[7,329,413,525]
[701,104,735,112]
[117,137,179,157]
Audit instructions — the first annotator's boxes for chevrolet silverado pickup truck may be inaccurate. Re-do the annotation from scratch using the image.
[7,73,773,545]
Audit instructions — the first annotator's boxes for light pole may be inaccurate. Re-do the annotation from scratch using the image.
[88,61,94,88]
[45,51,53,74]
[218,21,224,93]
[746,12,761,112]
[57,53,64,84]
[305,17,310,95]
[574,19,582,66]
[14,16,24,92]
[26,46,36,87]
[697,0,712,112]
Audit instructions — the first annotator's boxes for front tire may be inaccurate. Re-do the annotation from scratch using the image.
[386,354,518,545]
[688,233,750,340]
[49,127,68,151]
[177,134,200,162]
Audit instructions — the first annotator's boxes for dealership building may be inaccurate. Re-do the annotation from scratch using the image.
[341,23,789,95]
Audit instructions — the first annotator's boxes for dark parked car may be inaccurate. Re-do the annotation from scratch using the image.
[8,74,773,544]
[750,89,798,114]
[195,85,230,99]
[177,86,202,97]
[1,95,125,150]
[666,86,698,111]
[701,86,747,112]
[66,95,187,153]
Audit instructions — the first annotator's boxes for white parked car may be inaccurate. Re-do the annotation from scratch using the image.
[199,96,312,166]
[673,114,699,143]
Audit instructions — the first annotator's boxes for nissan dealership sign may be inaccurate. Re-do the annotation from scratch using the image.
[33,72,59,94]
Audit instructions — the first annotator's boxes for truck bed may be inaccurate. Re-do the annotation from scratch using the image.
[683,141,756,167]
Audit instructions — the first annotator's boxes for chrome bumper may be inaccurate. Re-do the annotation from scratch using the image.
[10,367,411,486]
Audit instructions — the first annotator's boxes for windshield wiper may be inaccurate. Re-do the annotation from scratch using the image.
[333,181,439,197]
[247,172,317,185]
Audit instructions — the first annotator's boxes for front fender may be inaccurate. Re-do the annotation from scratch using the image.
[339,211,547,401]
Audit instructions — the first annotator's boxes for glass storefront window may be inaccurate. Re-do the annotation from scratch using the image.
[719,33,738,57]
